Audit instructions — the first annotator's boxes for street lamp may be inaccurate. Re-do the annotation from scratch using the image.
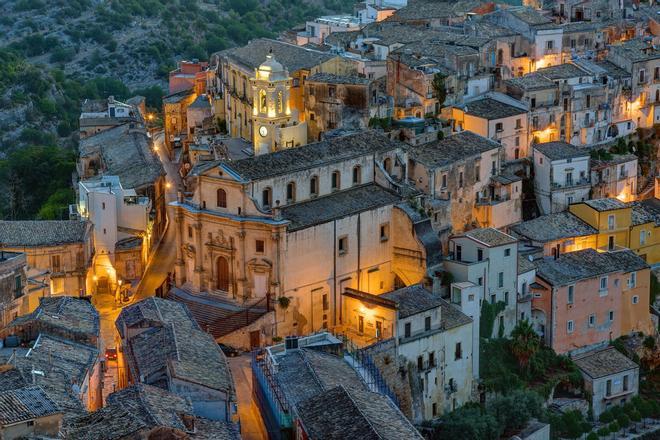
[166,182,172,190]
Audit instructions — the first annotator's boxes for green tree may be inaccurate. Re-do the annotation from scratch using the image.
[510,320,540,370]
[587,432,599,440]
[608,421,619,435]
[432,73,447,110]
[433,406,501,440]
[487,389,543,432]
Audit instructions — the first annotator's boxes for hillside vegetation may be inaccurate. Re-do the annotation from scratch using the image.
[0,0,354,219]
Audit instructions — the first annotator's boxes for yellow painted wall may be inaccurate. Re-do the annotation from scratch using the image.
[569,204,599,229]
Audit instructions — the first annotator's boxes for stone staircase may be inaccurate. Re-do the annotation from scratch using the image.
[168,287,269,339]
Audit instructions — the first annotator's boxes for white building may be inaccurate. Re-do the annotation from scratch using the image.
[591,154,638,202]
[78,176,151,284]
[445,228,520,338]
[574,347,640,420]
[297,15,362,45]
[533,141,591,214]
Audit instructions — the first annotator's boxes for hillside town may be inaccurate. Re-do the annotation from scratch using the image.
[1,0,660,439]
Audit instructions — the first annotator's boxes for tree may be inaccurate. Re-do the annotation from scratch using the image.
[432,73,447,110]
[608,421,619,436]
[510,320,540,370]
[487,389,543,432]
[587,432,599,440]
[433,407,501,440]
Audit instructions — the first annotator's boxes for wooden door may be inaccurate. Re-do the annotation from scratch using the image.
[216,256,229,291]
[249,330,260,349]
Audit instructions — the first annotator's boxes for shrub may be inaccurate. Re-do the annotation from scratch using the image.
[629,410,641,423]
[608,421,619,433]
[596,426,610,437]
[643,335,656,350]
[617,413,630,428]
[598,410,613,424]
[586,432,599,440]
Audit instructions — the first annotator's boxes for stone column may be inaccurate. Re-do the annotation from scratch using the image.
[193,222,204,291]
[236,229,247,301]
[174,213,185,286]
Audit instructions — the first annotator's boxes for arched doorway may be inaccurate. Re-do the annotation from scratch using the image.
[216,256,229,291]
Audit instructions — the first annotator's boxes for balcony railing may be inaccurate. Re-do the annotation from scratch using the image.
[551,177,590,189]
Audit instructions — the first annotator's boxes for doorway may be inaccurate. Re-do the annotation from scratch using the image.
[249,330,260,349]
[216,256,229,291]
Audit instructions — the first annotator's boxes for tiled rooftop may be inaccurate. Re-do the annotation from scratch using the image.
[462,97,527,120]
[535,248,648,287]
[79,124,164,190]
[6,296,100,340]
[0,220,90,247]
[306,72,370,85]
[574,347,638,379]
[296,385,423,440]
[609,39,660,63]
[218,130,403,181]
[511,212,597,243]
[505,73,557,91]
[116,297,200,338]
[533,141,588,161]
[281,184,402,232]
[0,386,61,426]
[536,63,589,80]
[66,384,239,439]
[464,227,517,247]
[126,323,234,396]
[218,38,334,72]
[409,130,500,168]
[381,284,443,319]
[582,198,628,212]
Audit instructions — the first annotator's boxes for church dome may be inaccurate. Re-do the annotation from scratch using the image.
[257,52,288,81]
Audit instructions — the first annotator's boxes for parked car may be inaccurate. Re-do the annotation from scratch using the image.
[105,347,118,361]
[218,343,240,357]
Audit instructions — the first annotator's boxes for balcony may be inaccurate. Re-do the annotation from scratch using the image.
[551,177,590,189]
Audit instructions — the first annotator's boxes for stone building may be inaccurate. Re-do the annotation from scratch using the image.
[0,220,93,297]
[212,38,353,143]
[342,284,474,420]
[0,387,62,439]
[574,347,639,420]
[590,154,638,202]
[163,88,197,157]
[533,141,591,214]
[79,96,142,139]
[171,131,438,341]
[304,73,378,142]
[532,248,652,354]
[0,251,28,328]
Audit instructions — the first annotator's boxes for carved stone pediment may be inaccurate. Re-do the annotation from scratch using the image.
[207,229,232,250]
[182,244,196,259]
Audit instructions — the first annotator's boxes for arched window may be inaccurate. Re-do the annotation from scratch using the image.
[262,187,272,209]
[216,188,227,208]
[383,158,392,174]
[259,90,267,113]
[216,256,229,291]
[277,91,283,113]
[286,182,296,203]
[352,165,362,185]
[331,171,341,191]
[310,176,319,197]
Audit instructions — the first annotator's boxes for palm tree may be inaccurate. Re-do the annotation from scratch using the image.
[510,320,540,370]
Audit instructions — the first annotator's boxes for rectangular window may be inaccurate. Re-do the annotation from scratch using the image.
[322,293,329,311]
[432,402,437,416]
[633,295,639,304]
[606,379,612,396]
[425,316,431,331]
[504,291,509,304]
[504,248,511,257]
[477,249,483,261]
[490,293,496,304]
[338,236,348,255]
[478,277,483,286]
[459,172,463,188]
[608,214,615,230]
[600,276,608,292]
[51,255,61,273]
[516,118,522,128]
[404,322,411,338]
[429,351,436,367]
[629,272,637,288]
[380,223,389,242]
[639,69,646,84]
[567,320,574,333]
[623,375,629,391]
[14,275,22,298]
[568,285,574,304]
[495,122,503,132]
[475,165,480,181]
[609,310,614,321]
[328,85,336,98]
[441,174,447,188]
[455,342,462,360]
[187,226,193,239]
[588,314,595,327]
[456,245,462,261]
[255,240,265,253]
[498,272,504,288]
[417,356,423,370]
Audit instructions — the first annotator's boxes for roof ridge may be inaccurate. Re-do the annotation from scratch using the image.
[339,385,385,439]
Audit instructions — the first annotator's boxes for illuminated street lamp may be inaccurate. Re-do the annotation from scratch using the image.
[166,182,172,190]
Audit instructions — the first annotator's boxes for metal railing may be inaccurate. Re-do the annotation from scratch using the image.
[336,333,401,409]
[251,349,292,428]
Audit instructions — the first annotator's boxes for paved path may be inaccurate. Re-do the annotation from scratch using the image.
[135,131,181,299]
[228,354,268,440]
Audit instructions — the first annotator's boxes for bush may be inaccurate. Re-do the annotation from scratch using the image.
[643,335,656,350]
[629,410,642,423]
[617,414,630,428]
[586,433,599,440]
[596,426,610,437]
[598,410,613,424]
[608,421,619,433]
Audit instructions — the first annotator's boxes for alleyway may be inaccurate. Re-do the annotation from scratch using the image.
[95,130,181,401]
[228,355,268,440]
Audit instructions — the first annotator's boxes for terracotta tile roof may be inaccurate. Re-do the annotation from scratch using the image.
[0,386,60,426]
[574,347,638,379]
[0,220,90,247]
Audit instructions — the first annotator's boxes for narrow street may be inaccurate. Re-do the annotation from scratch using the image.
[95,130,180,401]
[228,355,268,440]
